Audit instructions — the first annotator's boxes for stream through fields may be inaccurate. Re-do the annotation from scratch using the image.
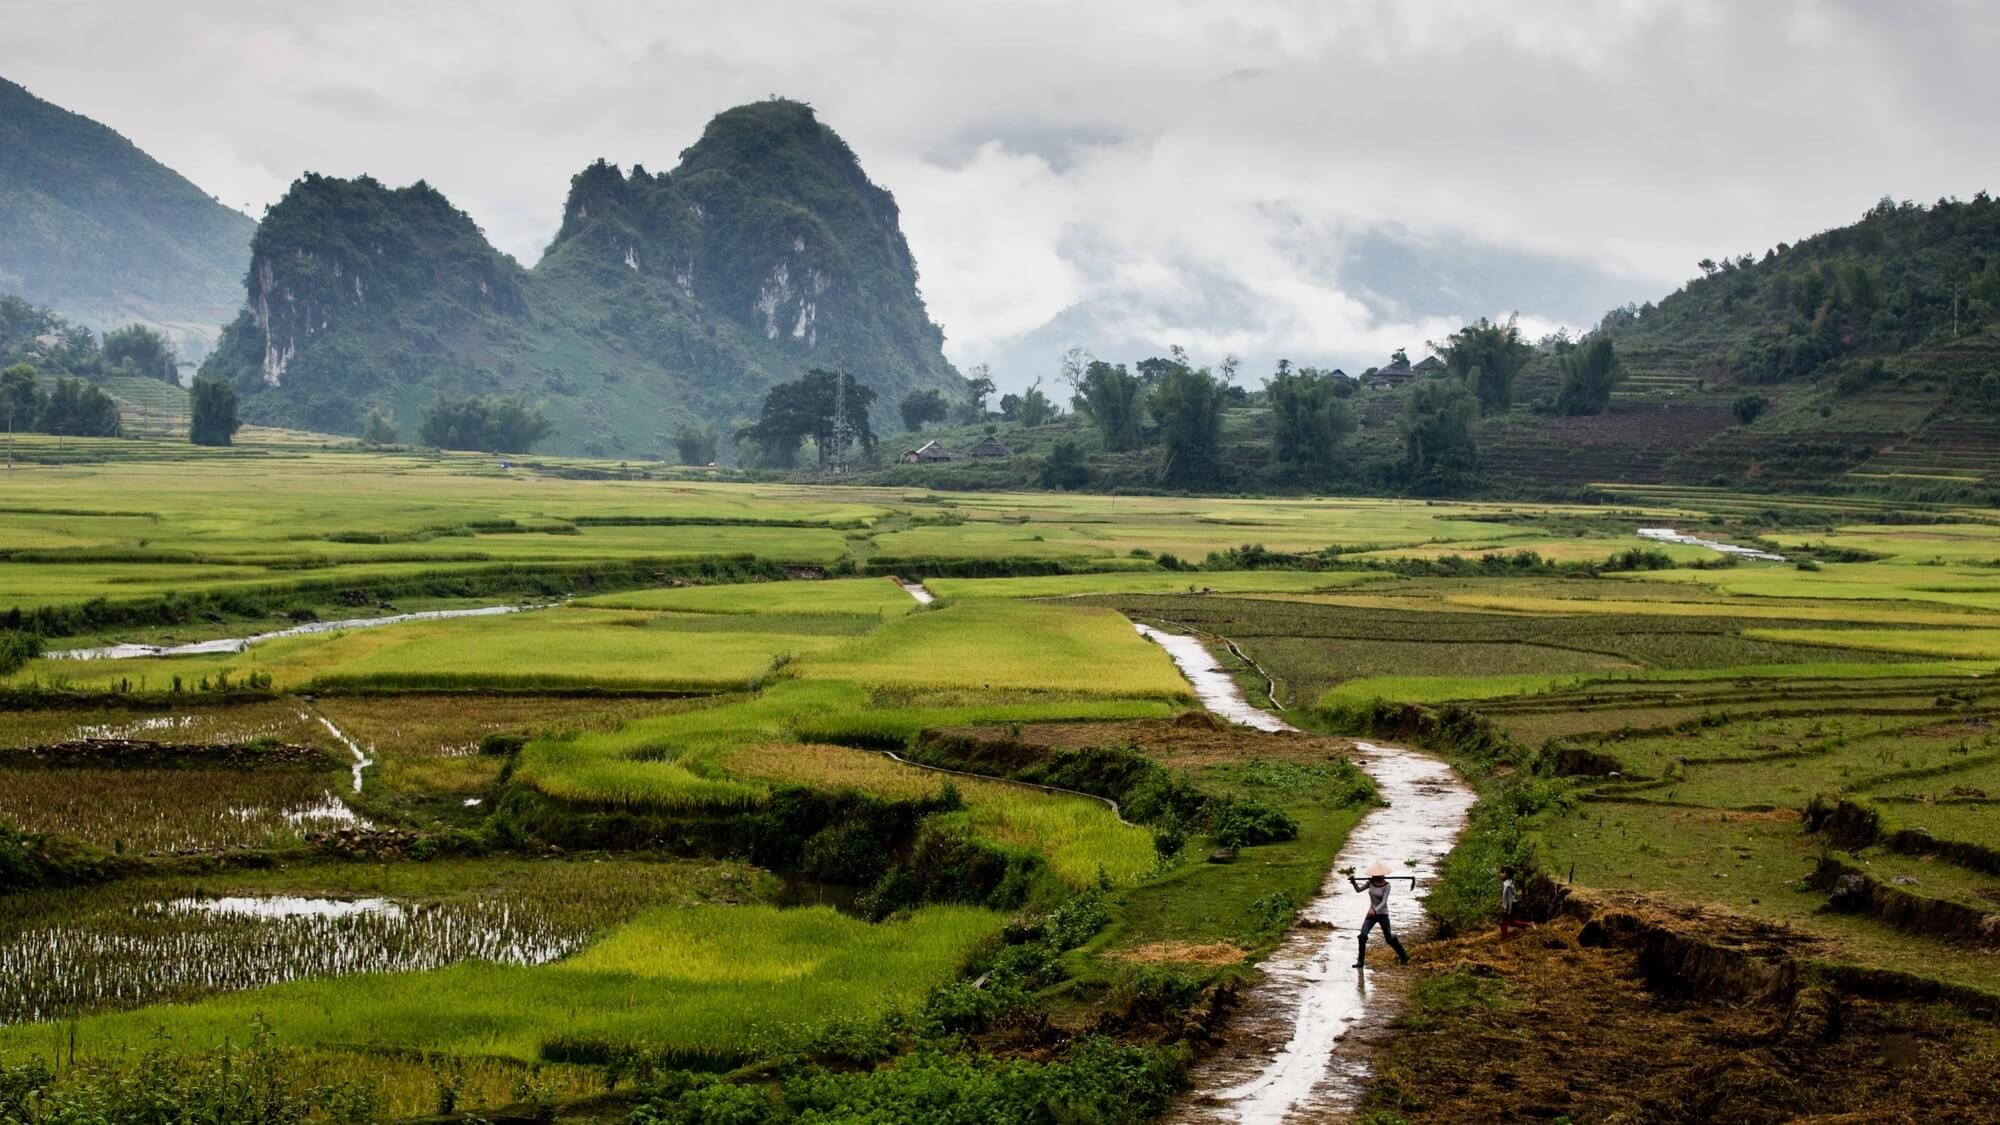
[45,603,545,661]
[1134,622,1476,1124]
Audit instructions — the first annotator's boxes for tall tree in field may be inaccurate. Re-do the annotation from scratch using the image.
[361,407,398,445]
[962,363,996,422]
[189,376,240,446]
[42,376,121,441]
[898,387,948,432]
[999,381,1057,427]
[1039,438,1090,490]
[1074,360,1146,451]
[1399,378,1479,493]
[417,394,550,453]
[2,364,45,470]
[1150,363,1227,488]
[672,423,718,465]
[1057,347,1092,398]
[738,368,876,468]
[1265,362,1356,482]
[1436,315,1533,415]
[102,325,178,383]
[1554,335,1625,416]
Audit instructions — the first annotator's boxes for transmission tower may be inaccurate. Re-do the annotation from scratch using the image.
[828,373,854,474]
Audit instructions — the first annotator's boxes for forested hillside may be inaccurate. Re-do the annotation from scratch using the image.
[0,78,254,362]
[872,195,2000,502]
[200,99,965,457]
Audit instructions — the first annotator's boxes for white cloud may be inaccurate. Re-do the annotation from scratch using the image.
[4,0,1996,388]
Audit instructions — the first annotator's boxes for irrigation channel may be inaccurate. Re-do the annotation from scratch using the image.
[45,603,546,660]
[1636,526,1786,561]
[1134,623,1476,1124]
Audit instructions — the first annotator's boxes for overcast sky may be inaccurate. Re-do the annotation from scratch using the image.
[5,0,1997,387]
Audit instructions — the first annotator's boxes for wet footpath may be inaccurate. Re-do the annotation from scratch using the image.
[1135,622,1476,1124]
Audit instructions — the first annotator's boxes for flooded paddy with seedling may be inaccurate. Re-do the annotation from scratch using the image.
[0,766,361,852]
[0,859,761,1025]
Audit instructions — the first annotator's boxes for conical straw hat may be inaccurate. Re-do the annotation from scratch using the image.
[1365,861,1391,877]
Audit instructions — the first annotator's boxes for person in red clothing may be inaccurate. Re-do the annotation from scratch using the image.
[1498,865,1536,939]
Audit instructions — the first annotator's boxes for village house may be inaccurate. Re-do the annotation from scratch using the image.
[901,439,952,463]
[966,435,1013,459]
[1363,356,1414,391]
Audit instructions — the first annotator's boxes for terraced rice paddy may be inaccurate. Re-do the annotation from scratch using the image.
[7,896,556,1023]
[5,447,2000,1119]
[0,903,1006,1069]
[0,767,360,852]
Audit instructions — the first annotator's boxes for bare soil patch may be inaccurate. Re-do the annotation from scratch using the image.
[1107,941,1249,967]
[1364,916,2000,1124]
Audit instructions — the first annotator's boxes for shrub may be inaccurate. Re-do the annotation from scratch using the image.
[0,630,39,675]
[1210,799,1299,848]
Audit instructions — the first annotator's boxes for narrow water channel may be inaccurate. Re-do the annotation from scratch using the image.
[46,603,545,661]
[1134,621,1476,1123]
[1636,526,1785,561]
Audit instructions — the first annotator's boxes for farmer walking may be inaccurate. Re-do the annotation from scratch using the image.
[1348,861,1410,967]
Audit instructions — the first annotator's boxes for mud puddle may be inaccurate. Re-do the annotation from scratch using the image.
[895,579,935,605]
[1135,621,1475,1123]
[46,603,550,661]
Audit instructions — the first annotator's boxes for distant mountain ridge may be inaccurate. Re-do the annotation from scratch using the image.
[200,99,964,456]
[0,77,255,363]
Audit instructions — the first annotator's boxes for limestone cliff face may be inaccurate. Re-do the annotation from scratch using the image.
[201,100,961,455]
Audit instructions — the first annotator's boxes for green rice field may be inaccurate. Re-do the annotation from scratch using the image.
[6,443,2000,1119]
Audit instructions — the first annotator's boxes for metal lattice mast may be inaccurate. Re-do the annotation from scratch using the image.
[829,372,854,474]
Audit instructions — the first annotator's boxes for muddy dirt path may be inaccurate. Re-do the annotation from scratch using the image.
[1134,622,1476,1124]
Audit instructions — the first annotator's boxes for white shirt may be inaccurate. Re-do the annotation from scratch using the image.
[1366,880,1391,916]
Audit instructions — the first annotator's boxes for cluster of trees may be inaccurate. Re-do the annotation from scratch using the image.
[189,378,241,446]
[0,298,183,385]
[361,408,398,445]
[1,364,122,440]
[1550,333,1625,416]
[1265,362,1358,481]
[101,325,179,383]
[899,364,1064,434]
[1064,349,1245,488]
[879,314,1633,495]
[672,423,719,466]
[418,395,552,453]
[1038,318,1628,494]
[739,368,877,468]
